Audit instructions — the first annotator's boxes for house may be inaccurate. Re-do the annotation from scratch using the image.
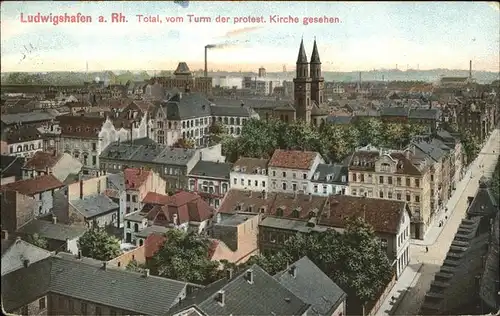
[274,256,347,316]
[3,125,44,158]
[347,145,431,239]
[229,157,269,192]
[319,196,411,278]
[268,149,324,193]
[310,163,348,196]
[209,104,259,137]
[210,212,260,264]
[1,252,203,316]
[1,111,57,130]
[99,139,224,191]
[21,151,83,182]
[188,160,232,209]
[1,234,52,276]
[15,217,87,255]
[124,191,215,245]
[123,168,167,214]
[169,265,311,316]
[1,175,65,220]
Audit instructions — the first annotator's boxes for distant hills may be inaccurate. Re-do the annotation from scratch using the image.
[1,68,498,85]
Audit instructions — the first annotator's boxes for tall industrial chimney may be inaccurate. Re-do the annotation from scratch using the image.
[469,60,472,78]
[204,46,208,78]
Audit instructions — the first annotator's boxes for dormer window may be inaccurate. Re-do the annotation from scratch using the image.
[313,172,320,180]
[292,208,300,218]
[276,207,284,217]
[327,174,334,181]
[241,167,247,172]
[260,206,267,213]
[261,169,267,175]
[236,203,243,211]
[234,166,240,172]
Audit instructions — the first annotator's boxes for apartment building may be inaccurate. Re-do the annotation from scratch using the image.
[348,145,431,239]
[230,157,269,192]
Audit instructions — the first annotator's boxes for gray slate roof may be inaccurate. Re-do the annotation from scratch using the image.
[16,219,88,241]
[409,108,440,120]
[466,180,499,218]
[209,105,255,117]
[170,265,310,315]
[311,164,348,185]
[413,139,450,162]
[162,92,212,120]
[212,97,291,109]
[107,172,126,191]
[1,238,52,276]
[325,116,353,125]
[135,225,169,238]
[274,256,347,316]
[1,111,56,125]
[2,254,193,315]
[260,217,329,234]
[189,161,232,179]
[380,107,410,117]
[70,194,119,218]
[100,141,197,167]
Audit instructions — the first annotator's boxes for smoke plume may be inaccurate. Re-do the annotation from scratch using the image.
[224,26,262,37]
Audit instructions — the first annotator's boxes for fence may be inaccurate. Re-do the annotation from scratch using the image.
[367,272,397,316]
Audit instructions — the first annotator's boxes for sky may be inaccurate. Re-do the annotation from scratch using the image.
[1,1,499,73]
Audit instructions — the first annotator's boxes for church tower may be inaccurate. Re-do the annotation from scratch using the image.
[293,39,312,123]
[310,38,324,105]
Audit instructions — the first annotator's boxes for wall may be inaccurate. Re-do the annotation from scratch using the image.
[1,175,16,185]
[107,245,146,268]
[230,171,268,192]
[67,175,107,200]
[52,153,83,182]
[367,273,397,316]
[0,191,37,232]
[13,295,48,316]
[268,154,322,193]
[66,238,79,255]
[330,300,346,316]
[48,293,135,316]
[8,139,44,158]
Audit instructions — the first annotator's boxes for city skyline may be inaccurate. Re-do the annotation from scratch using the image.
[1,1,499,73]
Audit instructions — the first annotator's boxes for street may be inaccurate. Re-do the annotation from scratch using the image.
[376,129,500,316]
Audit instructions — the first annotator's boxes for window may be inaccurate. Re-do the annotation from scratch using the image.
[314,185,318,193]
[351,173,357,182]
[352,189,357,196]
[127,221,130,228]
[134,223,139,232]
[303,173,307,179]
[96,306,102,316]
[126,194,130,202]
[92,143,97,151]
[282,183,287,190]
[262,181,266,187]
[276,208,284,217]
[322,185,327,194]
[292,209,300,218]
[379,176,384,184]
[380,238,388,249]
[247,179,251,186]
[415,179,420,188]
[282,172,286,177]
[379,191,384,198]
[240,179,244,185]
[406,178,411,187]
[292,183,297,191]
[92,156,97,166]
[360,174,365,182]
[388,192,393,199]
[272,171,276,176]
[406,194,411,202]
[233,178,237,185]
[415,195,420,203]
[39,298,46,309]
[397,177,402,186]
[396,193,402,200]
[132,195,137,202]
[388,177,393,185]
[430,174,434,182]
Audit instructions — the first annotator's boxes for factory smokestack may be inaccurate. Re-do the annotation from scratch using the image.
[469,60,472,78]
[204,44,216,78]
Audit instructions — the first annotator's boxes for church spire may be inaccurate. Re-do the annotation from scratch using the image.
[296,39,308,64]
[310,38,321,64]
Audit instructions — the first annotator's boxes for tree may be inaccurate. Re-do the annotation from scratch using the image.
[208,121,228,146]
[78,228,121,261]
[173,138,195,149]
[126,259,147,272]
[459,129,480,164]
[149,230,221,285]
[23,233,48,249]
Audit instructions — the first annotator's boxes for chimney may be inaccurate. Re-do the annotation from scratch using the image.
[102,262,107,270]
[245,269,254,284]
[288,265,297,278]
[215,290,225,306]
[143,268,150,277]
[52,215,57,224]
[1,230,8,240]
[23,259,30,268]
[80,179,84,199]
[469,60,472,78]
[204,46,208,78]
[77,250,82,259]
[226,268,233,280]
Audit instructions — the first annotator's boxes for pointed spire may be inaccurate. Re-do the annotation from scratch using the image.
[310,38,321,64]
[296,39,308,64]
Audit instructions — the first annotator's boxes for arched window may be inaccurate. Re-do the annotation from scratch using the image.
[230,127,234,134]
[23,145,29,151]
[134,223,139,232]
[29,144,35,150]
[182,121,186,129]
[17,146,22,152]
[139,239,144,246]
[230,118,235,125]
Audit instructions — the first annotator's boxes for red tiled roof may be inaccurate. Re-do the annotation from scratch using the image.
[268,149,318,170]
[142,192,170,205]
[166,191,199,207]
[144,233,167,258]
[319,195,407,234]
[124,168,151,190]
[23,151,63,171]
[1,174,64,196]
[57,115,105,138]
[187,198,215,222]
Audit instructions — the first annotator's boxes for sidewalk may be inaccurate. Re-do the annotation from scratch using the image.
[412,130,499,247]
[373,262,423,316]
